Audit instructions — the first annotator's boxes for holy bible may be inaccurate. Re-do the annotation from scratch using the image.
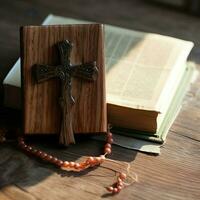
[3,15,194,143]
[20,24,107,144]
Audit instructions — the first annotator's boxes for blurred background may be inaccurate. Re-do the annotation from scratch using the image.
[0,0,200,93]
[150,0,200,14]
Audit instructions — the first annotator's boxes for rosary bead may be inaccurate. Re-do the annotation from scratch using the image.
[46,155,53,161]
[63,161,69,167]
[80,162,86,168]
[119,172,127,180]
[105,143,111,149]
[107,186,114,192]
[69,162,75,167]
[32,149,38,154]
[52,157,58,164]
[40,152,47,159]
[74,163,80,169]
[107,138,113,144]
[27,146,32,151]
[56,160,64,166]
[88,157,94,164]
[104,147,111,154]
[117,177,122,182]
[113,188,118,193]
[36,151,42,156]
[117,180,123,187]
[44,153,48,158]
[85,160,90,165]
[107,132,112,138]
[96,157,102,163]
[117,186,122,192]
[87,157,98,167]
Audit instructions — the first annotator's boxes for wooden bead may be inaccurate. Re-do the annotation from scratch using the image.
[69,162,75,167]
[105,143,111,149]
[52,157,58,163]
[113,188,118,193]
[93,158,99,164]
[32,149,38,154]
[107,186,113,192]
[74,163,80,169]
[46,155,53,161]
[107,138,113,144]
[107,132,112,138]
[117,186,122,192]
[88,157,98,166]
[36,150,42,156]
[56,160,64,166]
[96,157,102,163]
[80,162,86,168]
[63,161,69,167]
[40,153,47,159]
[43,153,48,157]
[117,177,122,182]
[117,180,123,187]
[104,147,111,154]
[88,157,94,164]
[27,146,32,151]
[85,159,89,165]
[119,172,127,180]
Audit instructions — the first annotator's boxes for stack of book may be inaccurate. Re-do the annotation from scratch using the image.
[3,15,195,154]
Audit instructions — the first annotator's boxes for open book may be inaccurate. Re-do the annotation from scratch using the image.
[3,15,195,153]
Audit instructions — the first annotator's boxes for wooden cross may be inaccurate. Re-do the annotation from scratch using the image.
[32,40,98,146]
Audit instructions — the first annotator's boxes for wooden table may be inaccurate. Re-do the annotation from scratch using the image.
[0,0,199,199]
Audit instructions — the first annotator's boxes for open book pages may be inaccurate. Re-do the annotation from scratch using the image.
[105,26,193,113]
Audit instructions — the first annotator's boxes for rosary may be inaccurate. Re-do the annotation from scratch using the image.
[14,125,136,194]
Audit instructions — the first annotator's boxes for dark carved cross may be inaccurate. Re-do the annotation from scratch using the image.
[32,40,98,145]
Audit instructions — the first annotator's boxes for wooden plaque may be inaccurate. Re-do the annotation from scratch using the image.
[21,24,107,135]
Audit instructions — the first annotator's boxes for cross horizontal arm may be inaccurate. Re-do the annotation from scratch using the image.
[71,61,98,81]
[32,64,64,83]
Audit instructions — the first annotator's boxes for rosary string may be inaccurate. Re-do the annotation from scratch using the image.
[17,124,137,194]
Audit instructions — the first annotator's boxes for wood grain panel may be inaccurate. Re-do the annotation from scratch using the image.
[20,24,107,135]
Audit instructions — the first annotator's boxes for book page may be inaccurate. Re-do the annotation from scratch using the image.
[105,26,193,112]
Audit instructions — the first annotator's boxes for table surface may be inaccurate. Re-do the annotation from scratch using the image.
[0,0,200,200]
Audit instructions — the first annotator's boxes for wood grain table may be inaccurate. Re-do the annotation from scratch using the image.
[0,0,199,199]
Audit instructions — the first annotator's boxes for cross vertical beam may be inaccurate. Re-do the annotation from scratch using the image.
[33,40,98,145]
